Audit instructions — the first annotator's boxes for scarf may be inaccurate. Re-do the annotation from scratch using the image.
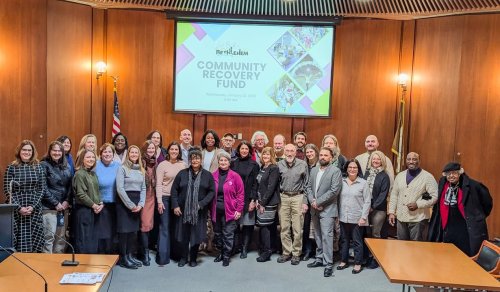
[366,167,381,196]
[183,167,202,225]
[439,182,465,229]
[142,155,157,189]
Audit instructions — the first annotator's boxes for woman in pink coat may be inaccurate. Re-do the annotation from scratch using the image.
[211,151,244,267]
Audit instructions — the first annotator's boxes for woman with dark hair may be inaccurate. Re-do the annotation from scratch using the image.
[171,148,215,267]
[155,141,187,265]
[146,130,168,164]
[230,140,259,259]
[255,147,280,262]
[337,159,371,274]
[212,151,244,266]
[57,135,75,174]
[41,141,72,253]
[116,145,146,269]
[302,143,319,261]
[111,132,128,164]
[3,140,47,253]
[72,149,102,254]
[201,129,223,173]
[138,140,157,265]
[94,143,120,254]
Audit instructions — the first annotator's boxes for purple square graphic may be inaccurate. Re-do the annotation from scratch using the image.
[300,96,315,114]
[317,63,331,92]
[176,45,194,74]
[192,23,207,40]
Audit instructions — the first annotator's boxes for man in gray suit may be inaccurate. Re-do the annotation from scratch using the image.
[306,147,342,277]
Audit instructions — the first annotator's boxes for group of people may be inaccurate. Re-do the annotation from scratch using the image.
[2,129,493,277]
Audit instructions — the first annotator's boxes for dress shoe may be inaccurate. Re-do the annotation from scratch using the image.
[291,256,301,265]
[214,253,223,262]
[277,255,292,263]
[307,261,324,268]
[324,267,333,277]
[178,258,187,267]
[222,258,230,267]
[352,267,363,274]
[189,261,197,267]
[256,252,271,263]
[336,263,349,270]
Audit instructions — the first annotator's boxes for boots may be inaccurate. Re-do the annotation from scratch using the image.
[189,244,199,267]
[127,254,142,267]
[118,233,138,269]
[140,232,151,266]
[240,226,253,259]
[119,255,138,269]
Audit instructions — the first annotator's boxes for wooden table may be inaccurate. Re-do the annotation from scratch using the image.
[365,238,500,292]
[0,253,118,292]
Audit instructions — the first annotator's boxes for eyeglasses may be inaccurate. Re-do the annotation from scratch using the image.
[444,171,460,176]
[21,148,33,152]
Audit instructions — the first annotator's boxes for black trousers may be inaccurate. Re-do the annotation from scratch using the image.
[156,197,171,265]
[259,225,272,255]
[340,222,365,265]
[213,210,238,258]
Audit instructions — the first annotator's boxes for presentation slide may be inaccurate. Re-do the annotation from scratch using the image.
[174,21,334,117]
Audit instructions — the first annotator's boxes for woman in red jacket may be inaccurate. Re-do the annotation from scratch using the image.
[211,151,244,267]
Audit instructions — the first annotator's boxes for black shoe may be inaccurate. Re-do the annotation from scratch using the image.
[301,252,311,261]
[127,254,142,267]
[189,261,197,267]
[324,267,333,277]
[352,268,362,274]
[214,253,223,262]
[256,253,271,262]
[336,263,349,270]
[240,248,248,259]
[222,258,229,267]
[307,261,324,268]
[366,258,379,269]
[178,258,187,267]
[277,255,292,263]
[119,256,138,269]
[141,249,151,266]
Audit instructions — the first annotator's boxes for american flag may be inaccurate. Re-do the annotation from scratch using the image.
[112,86,121,137]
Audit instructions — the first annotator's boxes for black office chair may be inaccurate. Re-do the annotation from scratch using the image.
[471,240,500,279]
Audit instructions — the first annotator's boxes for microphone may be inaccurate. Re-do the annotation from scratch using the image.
[0,245,48,292]
[44,224,79,266]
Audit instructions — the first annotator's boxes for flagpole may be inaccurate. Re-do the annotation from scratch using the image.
[110,76,120,138]
[396,86,406,173]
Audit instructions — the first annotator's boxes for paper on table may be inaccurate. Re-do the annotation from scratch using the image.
[59,272,106,285]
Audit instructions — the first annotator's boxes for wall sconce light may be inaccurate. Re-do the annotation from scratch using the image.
[96,61,107,79]
[397,73,409,91]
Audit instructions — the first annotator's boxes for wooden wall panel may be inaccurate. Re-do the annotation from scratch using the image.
[305,19,401,159]
[454,14,500,237]
[409,17,464,177]
[106,10,192,147]
[0,0,47,202]
[47,0,93,151]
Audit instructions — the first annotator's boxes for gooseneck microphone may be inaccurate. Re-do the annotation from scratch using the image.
[0,245,48,292]
[43,225,79,266]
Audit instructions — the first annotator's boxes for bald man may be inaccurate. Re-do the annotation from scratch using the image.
[355,135,395,186]
[179,129,193,163]
[388,152,438,241]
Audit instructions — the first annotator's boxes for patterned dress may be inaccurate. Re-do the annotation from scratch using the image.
[3,163,47,252]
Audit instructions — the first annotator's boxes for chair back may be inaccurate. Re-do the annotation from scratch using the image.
[473,240,500,274]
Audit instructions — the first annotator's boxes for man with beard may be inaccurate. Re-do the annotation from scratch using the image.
[273,134,286,161]
[305,147,342,277]
[294,132,307,160]
[388,152,438,241]
[277,144,309,265]
[179,129,193,164]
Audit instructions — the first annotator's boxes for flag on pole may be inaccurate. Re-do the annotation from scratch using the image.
[112,84,121,138]
[391,96,405,173]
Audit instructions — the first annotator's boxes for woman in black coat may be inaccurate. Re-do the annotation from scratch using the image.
[171,148,215,267]
[255,147,280,262]
[230,140,259,259]
[428,162,493,256]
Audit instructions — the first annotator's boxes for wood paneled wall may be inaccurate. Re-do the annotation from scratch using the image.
[0,1,498,236]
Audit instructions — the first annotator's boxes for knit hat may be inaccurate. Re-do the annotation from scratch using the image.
[442,162,461,172]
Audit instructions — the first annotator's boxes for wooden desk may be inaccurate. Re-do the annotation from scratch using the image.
[365,238,500,291]
[0,253,118,292]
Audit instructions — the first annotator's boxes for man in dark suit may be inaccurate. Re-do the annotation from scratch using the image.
[305,147,342,277]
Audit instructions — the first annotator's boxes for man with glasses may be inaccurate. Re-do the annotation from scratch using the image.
[428,162,492,256]
[388,152,438,241]
[221,133,237,160]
